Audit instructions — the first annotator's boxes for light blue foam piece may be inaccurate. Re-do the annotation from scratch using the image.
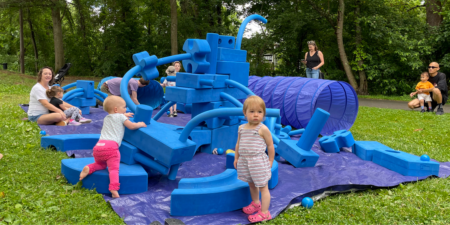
[372,149,440,177]
[41,134,100,152]
[319,130,355,153]
[165,86,247,104]
[352,141,393,161]
[170,169,251,216]
[61,157,148,194]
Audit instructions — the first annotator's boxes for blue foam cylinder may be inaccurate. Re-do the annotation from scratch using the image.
[206,33,219,74]
[166,76,176,82]
[199,79,214,86]
[220,92,243,107]
[297,108,330,150]
[235,14,267,50]
[134,152,169,175]
[134,105,153,125]
[153,101,176,121]
[156,53,192,66]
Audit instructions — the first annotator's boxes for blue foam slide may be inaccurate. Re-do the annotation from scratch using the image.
[61,157,148,194]
[352,141,393,161]
[41,134,100,152]
[170,169,251,216]
[319,130,355,153]
[372,149,440,177]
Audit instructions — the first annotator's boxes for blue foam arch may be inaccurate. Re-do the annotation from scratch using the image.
[235,14,268,50]
[62,88,83,101]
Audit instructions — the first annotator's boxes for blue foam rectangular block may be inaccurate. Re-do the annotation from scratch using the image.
[76,80,95,98]
[183,128,212,152]
[176,73,215,89]
[277,139,319,168]
[216,61,249,87]
[41,134,100,152]
[201,124,239,154]
[217,48,247,62]
[352,141,392,161]
[119,141,138,165]
[218,35,236,49]
[165,86,247,104]
[79,106,90,115]
[372,149,440,177]
[124,120,197,167]
[226,153,235,169]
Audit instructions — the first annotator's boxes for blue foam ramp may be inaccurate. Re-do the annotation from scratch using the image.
[372,149,440,177]
[319,130,355,153]
[170,169,251,216]
[41,134,100,152]
[61,157,148,194]
[352,141,393,161]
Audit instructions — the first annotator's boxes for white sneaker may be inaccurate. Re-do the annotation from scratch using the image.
[69,119,82,126]
[79,117,92,123]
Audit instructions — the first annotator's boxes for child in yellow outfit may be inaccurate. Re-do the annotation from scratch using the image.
[410,72,435,113]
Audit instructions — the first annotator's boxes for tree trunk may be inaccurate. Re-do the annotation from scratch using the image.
[426,0,443,27]
[355,0,367,94]
[170,0,178,55]
[336,0,358,89]
[51,2,64,72]
[19,8,25,74]
[27,8,39,73]
[74,0,93,71]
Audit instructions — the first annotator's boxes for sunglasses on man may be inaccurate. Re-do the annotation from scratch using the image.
[428,66,439,69]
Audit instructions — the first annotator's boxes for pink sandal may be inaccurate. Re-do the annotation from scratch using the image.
[243,201,261,215]
[248,210,272,223]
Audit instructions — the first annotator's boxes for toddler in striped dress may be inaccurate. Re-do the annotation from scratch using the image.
[234,95,275,223]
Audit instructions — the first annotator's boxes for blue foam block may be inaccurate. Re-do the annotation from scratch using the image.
[206,33,219,74]
[226,153,235,169]
[165,86,247,104]
[79,106,90,115]
[319,130,355,153]
[76,80,95,98]
[372,149,440,177]
[180,127,212,152]
[119,141,139,165]
[352,141,393,161]
[176,73,228,89]
[61,157,148,194]
[217,48,247,62]
[41,134,100,152]
[216,61,249,87]
[133,51,159,79]
[277,139,319,168]
[177,103,192,114]
[191,102,225,129]
[170,169,251,216]
[182,39,211,74]
[124,120,197,167]
[218,35,236,49]
[201,124,239,154]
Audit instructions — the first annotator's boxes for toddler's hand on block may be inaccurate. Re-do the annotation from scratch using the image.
[125,112,134,118]
[137,122,147,128]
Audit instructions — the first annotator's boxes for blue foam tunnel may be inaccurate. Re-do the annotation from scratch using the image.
[248,76,358,136]
[97,76,164,109]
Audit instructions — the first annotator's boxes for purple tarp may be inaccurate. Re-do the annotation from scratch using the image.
[21,105,450,225]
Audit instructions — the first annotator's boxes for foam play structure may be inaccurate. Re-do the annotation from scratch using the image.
[61,80,108,114]
[247,75,359,136]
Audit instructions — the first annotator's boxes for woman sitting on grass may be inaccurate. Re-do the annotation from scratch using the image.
[28,67,69,126]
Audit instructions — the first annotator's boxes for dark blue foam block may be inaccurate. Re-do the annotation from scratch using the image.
[62,157,148,194]
[41,134,100,152]
[171,169,251,216]
[352,141,393,161]
[372,149,440,177]
[319,130,355,153]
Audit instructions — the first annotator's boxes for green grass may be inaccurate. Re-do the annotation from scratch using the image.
[1,71,450,224]
[358,94,413,102]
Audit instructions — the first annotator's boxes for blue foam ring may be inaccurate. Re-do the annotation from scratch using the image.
[156,53,192,66]
[235,14,267,50]
[179,108,280,142]
[224,79,255,96]
[296,108,330,151]
[120,66,141,113]
[61,82,76,91]
[220,92,243,107]
[153,101,176,121]
[62,88,84,101]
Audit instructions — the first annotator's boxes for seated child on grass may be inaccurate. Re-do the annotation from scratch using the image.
[410,72,435,113]
[234,95,275,223]
[46,86,92,126]
[79,96,147,198]
[160,66,177,117]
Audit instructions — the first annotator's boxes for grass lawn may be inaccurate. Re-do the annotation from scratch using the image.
[1,70,449,224]
[358,94,413,102]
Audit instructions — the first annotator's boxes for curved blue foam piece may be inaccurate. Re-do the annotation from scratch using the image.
[171,169,251,216]
[41,134,100,152]
[62,88,84,101]
[235,14,267,50]
[61,157,148,194]
[319,130,355,153]
[121,66,143,113]
[61,82,76,91]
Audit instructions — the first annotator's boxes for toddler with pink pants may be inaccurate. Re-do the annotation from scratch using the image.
[79,96,146,198]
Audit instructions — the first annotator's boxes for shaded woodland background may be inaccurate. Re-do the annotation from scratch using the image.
[0,0,449,95]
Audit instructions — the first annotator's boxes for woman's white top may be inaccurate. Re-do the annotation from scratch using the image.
[28,83,50,116]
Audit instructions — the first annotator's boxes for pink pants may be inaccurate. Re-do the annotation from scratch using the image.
[87,140,121,191]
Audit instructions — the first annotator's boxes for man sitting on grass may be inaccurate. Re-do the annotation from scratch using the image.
[408,62,448,115]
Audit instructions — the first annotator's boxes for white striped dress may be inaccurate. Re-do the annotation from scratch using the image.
[237,123,271,187]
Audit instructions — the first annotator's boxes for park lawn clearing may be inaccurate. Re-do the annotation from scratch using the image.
[1,70,450,224]
[358,94,413,102]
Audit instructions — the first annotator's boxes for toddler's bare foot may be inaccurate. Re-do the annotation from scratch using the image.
[111,190,120,198]
[0,153,3,160]
[79,166,90,180]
